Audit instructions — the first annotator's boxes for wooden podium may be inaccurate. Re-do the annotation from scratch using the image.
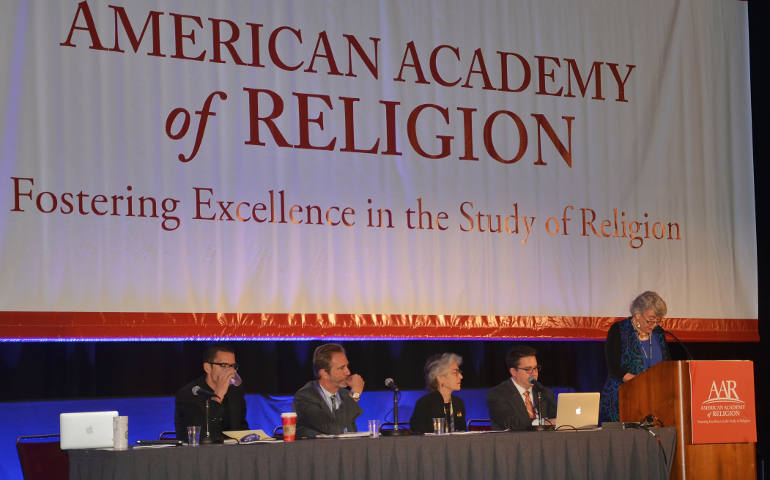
[619,361,756,479]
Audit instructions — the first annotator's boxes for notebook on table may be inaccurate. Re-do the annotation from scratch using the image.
[554,393,600,430]
[60,411,118,449]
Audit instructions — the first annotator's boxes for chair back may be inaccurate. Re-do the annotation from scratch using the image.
[467,419,492,431]
[17,434,69,480]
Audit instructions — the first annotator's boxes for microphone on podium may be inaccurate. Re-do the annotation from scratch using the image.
[658,327,694,360]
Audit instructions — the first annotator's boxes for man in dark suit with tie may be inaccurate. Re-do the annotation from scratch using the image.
[486,345,557,431]
[293,343,365,437]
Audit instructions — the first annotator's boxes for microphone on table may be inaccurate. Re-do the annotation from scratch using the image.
[191,385,218,398]
[528,376,544,391]
[528,376,549,430]
[384,377,400,392]
[382,378,409,436]
[191,386,217,444]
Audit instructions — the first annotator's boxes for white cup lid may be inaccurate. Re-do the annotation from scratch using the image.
[281,412,297,418]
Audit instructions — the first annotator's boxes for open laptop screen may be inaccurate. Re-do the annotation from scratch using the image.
[555,393,600,429]
[60,411,118,449]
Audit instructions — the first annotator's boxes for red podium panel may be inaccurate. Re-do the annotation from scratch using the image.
[620,361,756,480]
[689,361,757,444]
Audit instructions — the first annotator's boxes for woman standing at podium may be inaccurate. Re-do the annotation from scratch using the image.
[599,291,671,422]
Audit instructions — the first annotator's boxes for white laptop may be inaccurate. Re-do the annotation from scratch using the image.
[555,393,600,430]
[60,411,118,449]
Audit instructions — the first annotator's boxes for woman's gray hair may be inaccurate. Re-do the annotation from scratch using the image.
[630,291,667,318]
[424,353,462,391]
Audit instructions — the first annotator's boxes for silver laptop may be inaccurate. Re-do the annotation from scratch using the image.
[555,393,600,429]
[60,411,118,449]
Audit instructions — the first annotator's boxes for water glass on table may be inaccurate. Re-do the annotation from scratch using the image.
[187,425,201,446]
[368,419,381,438]
[432,417,446,435]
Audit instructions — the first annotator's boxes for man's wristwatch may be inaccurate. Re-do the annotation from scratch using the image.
[351,392,361,401]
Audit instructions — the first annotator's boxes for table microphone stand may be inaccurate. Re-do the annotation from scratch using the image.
[382,390,410,436]
[532,391,551,431]
[201,399,213,444]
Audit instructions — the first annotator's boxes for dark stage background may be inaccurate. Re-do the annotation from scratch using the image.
[0,340,764,401]
[1,0,768,466]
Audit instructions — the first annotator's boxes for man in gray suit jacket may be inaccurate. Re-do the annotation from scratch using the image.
[486,345,557,431]
[293,343,365,437]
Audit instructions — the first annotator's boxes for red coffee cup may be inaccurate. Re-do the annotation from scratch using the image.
[281,412,297,442]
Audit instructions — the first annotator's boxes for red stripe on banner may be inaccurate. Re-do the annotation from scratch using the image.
[0,312,759,342]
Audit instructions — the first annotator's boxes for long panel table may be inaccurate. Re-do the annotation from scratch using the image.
[69,427,676,480]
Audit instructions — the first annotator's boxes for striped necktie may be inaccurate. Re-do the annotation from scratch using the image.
[524,390,535,419]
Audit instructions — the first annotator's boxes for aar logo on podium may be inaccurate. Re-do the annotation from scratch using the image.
[701,380,745,418]
[689,361,756,444]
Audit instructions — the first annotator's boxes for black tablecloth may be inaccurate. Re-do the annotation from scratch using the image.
[69,427,676,480]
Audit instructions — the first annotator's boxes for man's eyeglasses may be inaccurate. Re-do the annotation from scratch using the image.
[208,361,239,370]
[515,365,542,374]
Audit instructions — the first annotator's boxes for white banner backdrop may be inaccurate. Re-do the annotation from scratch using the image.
[0,0,757,338]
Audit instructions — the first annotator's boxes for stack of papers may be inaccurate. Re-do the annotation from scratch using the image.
[316,432,371,439]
